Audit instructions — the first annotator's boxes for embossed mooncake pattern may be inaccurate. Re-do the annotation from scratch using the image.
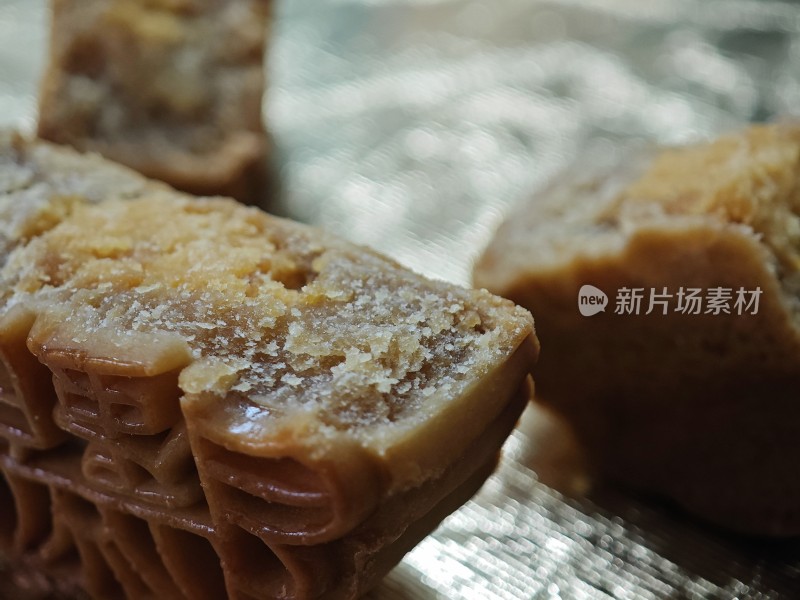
[0,133,536,599]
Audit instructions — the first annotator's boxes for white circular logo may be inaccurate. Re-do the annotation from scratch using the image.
[578,284,608,316]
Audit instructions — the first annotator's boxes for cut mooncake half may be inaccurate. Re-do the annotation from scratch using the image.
[0,132,537,599]
[475,122,800,536]
[37,0,271,203]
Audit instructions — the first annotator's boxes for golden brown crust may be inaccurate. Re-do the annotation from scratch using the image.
[0,133,537,598]
[37,0,271,203]
[475,123,800,536]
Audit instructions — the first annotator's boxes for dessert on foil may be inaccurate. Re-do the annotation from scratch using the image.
[37,0,271,203]
[0,132,537,599]
[476,123,800,536]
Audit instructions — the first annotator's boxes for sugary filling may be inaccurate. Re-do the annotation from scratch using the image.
[1,193,528,434]
[481,125,800,312]
[619,125,800,280]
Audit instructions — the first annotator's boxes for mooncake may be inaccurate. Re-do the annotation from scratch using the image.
[37,0,271,203]
[0,132,536,598]
[475,123,800,535]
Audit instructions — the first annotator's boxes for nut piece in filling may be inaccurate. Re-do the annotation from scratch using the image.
[0,133,537,599]
[475,123,800,536]
[37,0,271,203]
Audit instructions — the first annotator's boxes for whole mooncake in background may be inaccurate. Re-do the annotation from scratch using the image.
[475,123,800,536]
[37,0,272,204]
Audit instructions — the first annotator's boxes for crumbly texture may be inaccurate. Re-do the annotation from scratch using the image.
[0,134,536,599]
[0,130,163,269]
[475,123,800,536]
[2,130,534,461]
[5,196,532,443]
[37,0,270,202]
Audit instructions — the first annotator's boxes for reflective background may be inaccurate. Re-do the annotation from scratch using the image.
[2,0,800,597]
